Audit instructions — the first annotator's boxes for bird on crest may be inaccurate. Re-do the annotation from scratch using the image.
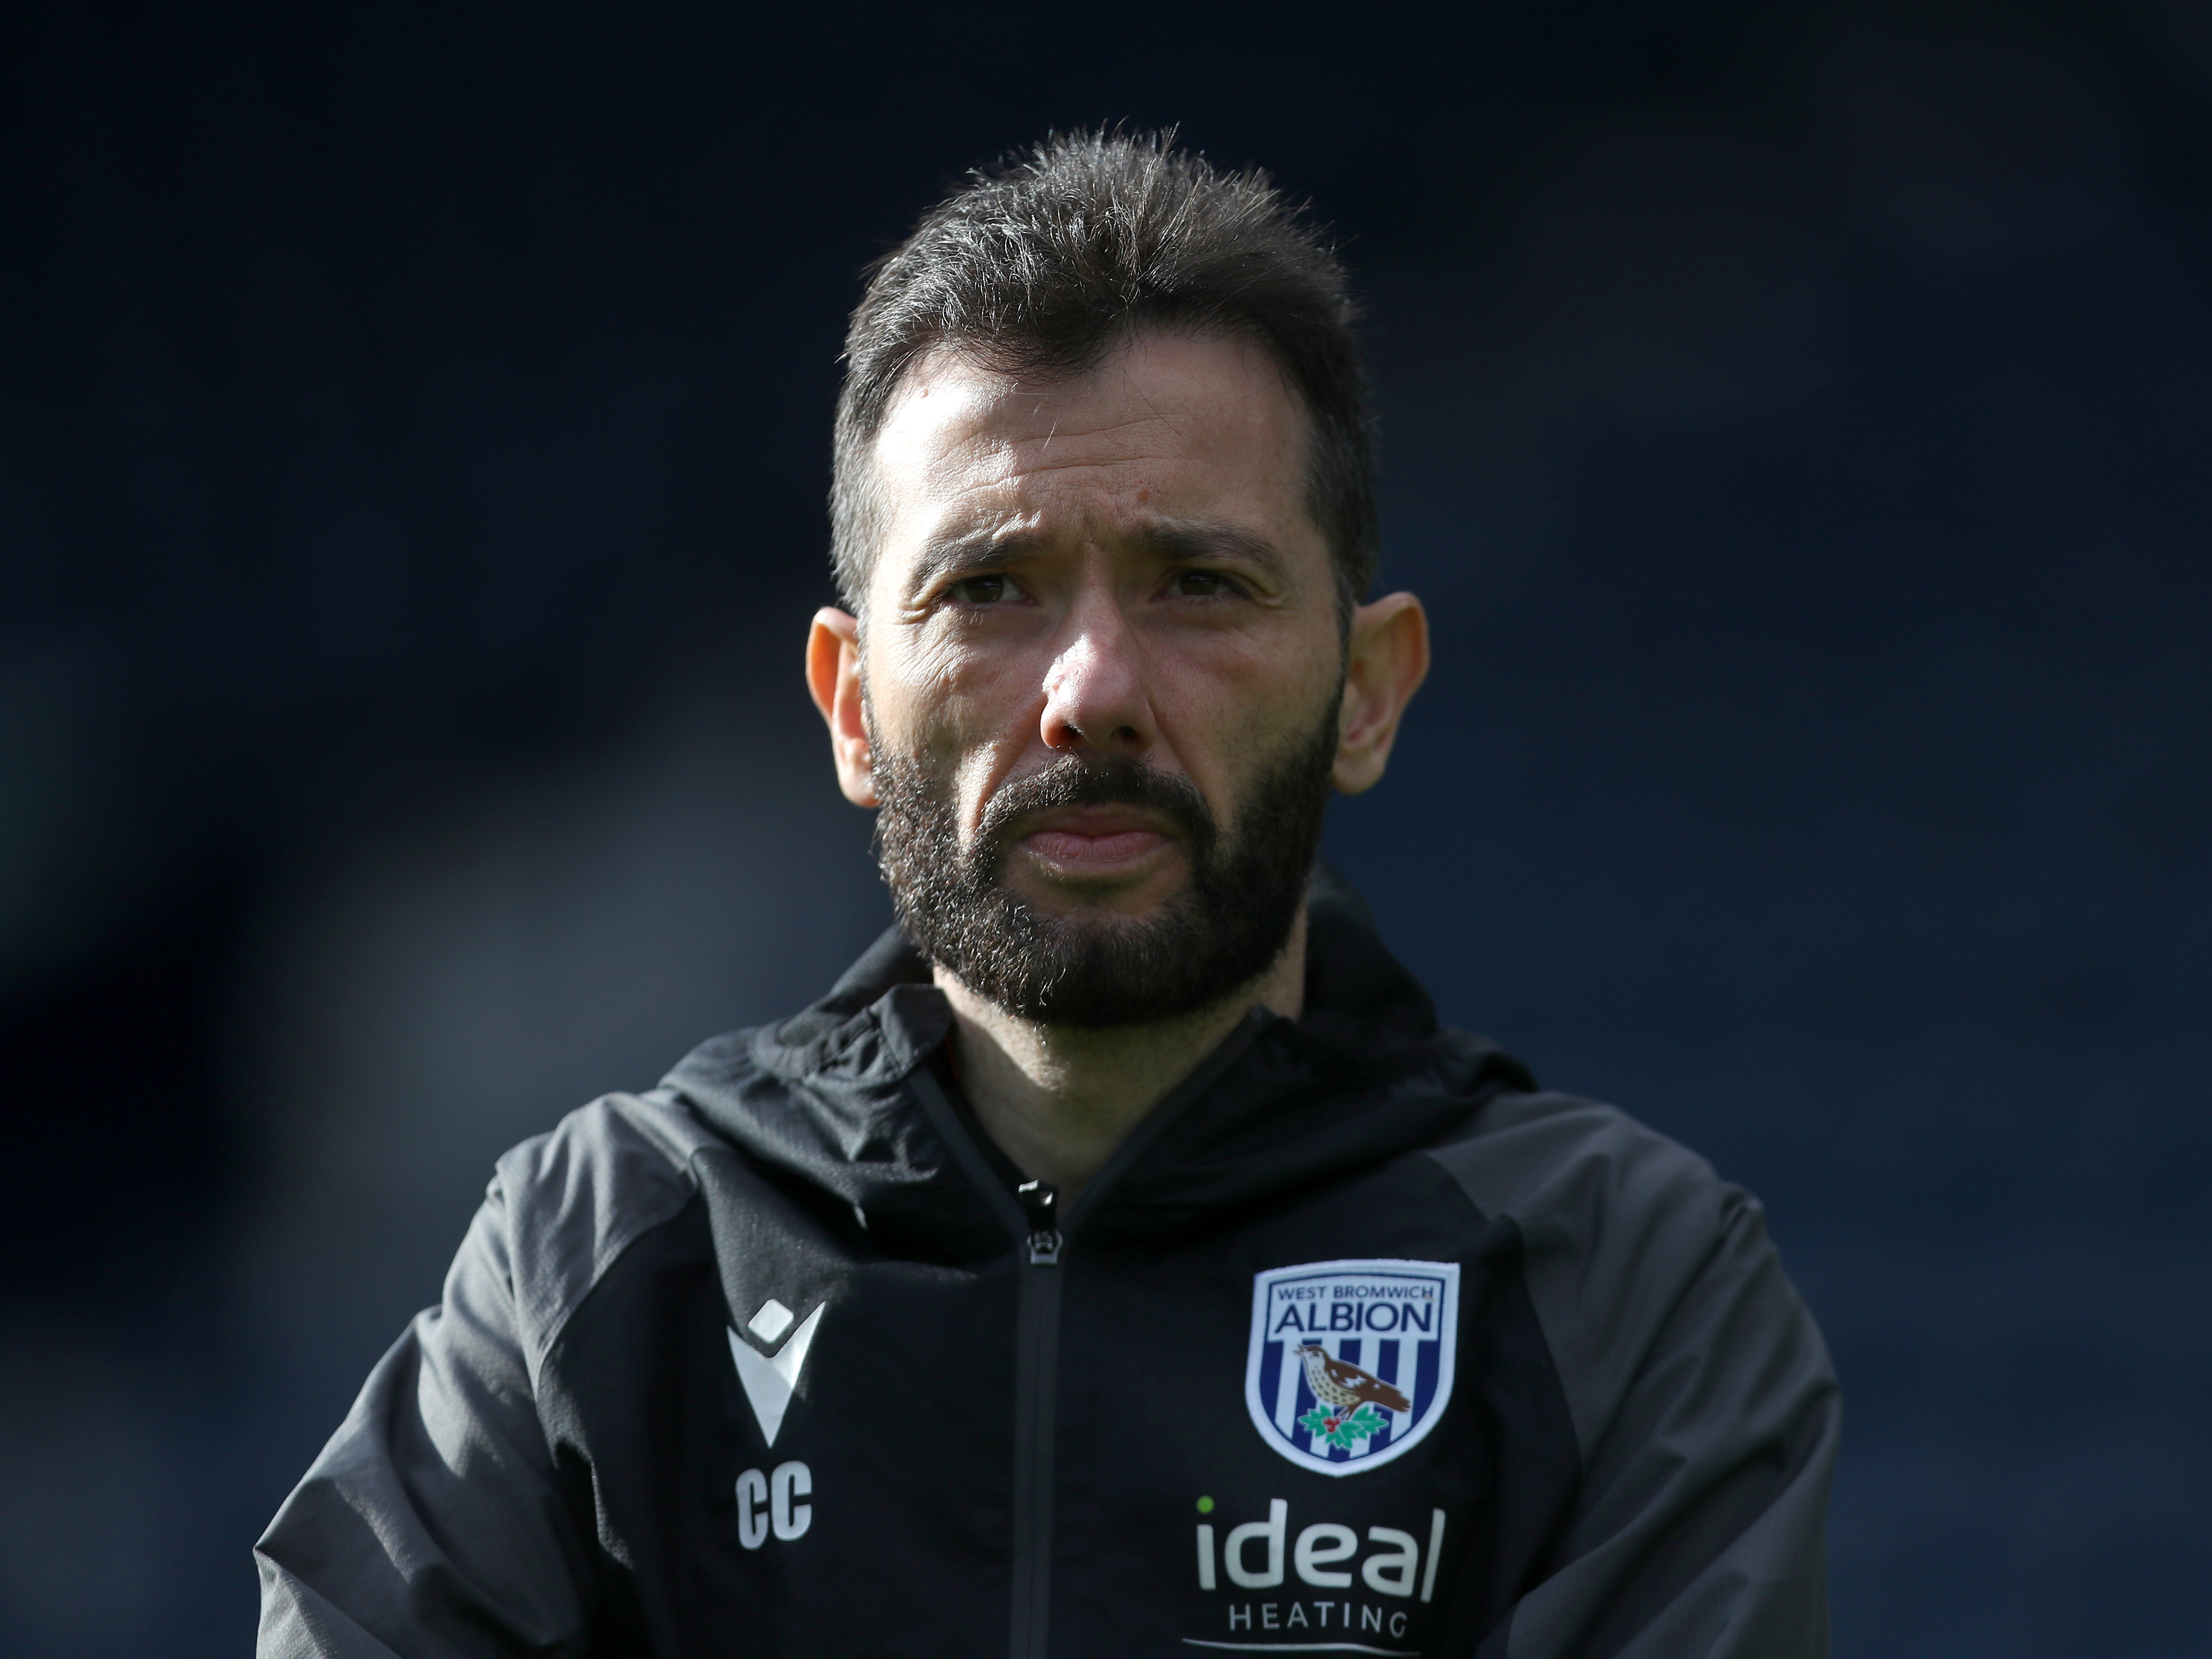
[1296,1341,1412,1415]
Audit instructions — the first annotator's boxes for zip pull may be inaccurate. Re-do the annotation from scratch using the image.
[1016,1180,1062,1266]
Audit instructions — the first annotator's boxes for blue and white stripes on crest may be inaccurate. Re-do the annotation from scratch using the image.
[1243,1258,1461,1477]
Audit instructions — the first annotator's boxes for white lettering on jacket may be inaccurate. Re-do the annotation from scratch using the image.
[736,1460,812,1549]
[1199,1501,1445,1599]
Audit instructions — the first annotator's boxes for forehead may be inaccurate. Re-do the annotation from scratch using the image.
[867,330,1320,584]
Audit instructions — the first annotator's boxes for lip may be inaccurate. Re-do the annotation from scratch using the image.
[1013,806,1178,876]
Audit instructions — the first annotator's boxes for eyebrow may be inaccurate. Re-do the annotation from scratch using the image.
[906,530,1050,592]
[904,520,1291,594]
[1142,522,1290,581]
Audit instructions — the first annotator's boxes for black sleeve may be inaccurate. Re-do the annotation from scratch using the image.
[254,1177,600,1658]
[1435,1092,1841,1659]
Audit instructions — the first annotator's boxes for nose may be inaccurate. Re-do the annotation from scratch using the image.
[1039,587,1155,757]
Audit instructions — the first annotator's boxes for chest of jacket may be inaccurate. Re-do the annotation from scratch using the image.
[542,1143,1578,1658]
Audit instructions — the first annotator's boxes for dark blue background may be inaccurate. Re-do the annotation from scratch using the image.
[3,3,2207,1654]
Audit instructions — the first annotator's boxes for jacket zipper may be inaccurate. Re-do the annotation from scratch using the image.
[905,1019,1262,1659]
[1010,1179,1063,1659]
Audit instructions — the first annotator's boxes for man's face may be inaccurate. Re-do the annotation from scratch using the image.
[844,330,1357,1024]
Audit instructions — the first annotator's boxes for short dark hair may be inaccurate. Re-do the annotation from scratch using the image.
[830,130,1378,618]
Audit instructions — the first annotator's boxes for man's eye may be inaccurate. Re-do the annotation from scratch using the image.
[1172,570,1234,596]
[950,575,1017,605]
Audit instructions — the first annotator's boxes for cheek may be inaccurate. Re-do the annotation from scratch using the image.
[1158,629,1340,747]
[878,631,1004,742]
[1158,636,1343,822]
[871,640,1047,828]
[910,654,1038,762]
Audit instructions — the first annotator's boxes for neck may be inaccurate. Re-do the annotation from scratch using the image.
[935,907,1308,1205]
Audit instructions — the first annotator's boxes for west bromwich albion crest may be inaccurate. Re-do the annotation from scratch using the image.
[1245,1258,1460,1476]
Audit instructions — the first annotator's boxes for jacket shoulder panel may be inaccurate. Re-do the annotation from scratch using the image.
[1423,1090,1756,1460]
[492,1088,714,1385]
[1428,1091,1839,1659]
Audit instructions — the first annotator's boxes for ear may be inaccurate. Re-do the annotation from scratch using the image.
[806,607,878,807]
[1333,591,1430,795]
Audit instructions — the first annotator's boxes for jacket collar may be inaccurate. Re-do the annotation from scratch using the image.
[661,865,1530,1257]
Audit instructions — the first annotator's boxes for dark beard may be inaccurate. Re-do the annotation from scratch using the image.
[870,708,1337,1028]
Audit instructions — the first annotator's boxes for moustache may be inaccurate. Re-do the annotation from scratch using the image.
[972,754,1215,868]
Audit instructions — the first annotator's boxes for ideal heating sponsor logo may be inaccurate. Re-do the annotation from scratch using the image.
[1245,1258,1460,1476]
[1187,1495,1446,1656]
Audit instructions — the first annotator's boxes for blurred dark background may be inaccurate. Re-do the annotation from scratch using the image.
[3,1,2208,1653]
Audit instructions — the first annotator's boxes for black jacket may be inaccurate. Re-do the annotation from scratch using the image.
[256,871,1839,1658]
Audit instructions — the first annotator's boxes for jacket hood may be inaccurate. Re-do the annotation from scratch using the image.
[660,865,1533,1259]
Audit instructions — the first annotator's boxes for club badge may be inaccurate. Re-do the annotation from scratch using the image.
[1244,1258,1459,1477]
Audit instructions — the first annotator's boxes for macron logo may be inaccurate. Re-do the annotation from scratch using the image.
[728,1298,823,1448]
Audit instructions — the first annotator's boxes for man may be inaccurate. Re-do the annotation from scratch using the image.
[258,132,1838,1658]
